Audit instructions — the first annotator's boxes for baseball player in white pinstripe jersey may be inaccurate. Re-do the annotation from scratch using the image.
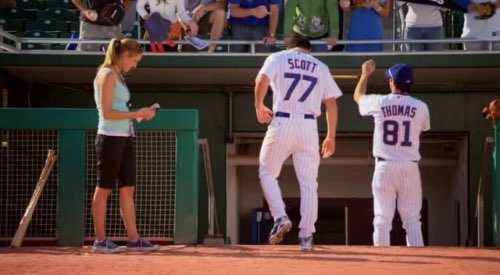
[354,60,430,247]
[255,35,342,251]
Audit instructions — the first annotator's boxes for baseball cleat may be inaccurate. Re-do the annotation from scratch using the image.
[299,235,313,252]
[268,216,292,245]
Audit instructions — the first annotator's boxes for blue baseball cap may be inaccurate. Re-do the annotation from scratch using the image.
[385,64,413,85]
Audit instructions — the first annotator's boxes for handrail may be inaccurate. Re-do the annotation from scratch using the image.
[1,28,500,54]
[0,41,17,52]
[0,29,20,43]
[476,136,494,247]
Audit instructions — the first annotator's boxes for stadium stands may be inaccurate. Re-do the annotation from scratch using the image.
[0,0,79,39]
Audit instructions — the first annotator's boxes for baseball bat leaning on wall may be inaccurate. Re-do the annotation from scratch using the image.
[10,149,57,248]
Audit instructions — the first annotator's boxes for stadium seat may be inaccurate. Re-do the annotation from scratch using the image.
[51,32,74,50]
[0,18,24,33]
[37,9,77,22]
[68,21,79,33]
[18,30,53,49]
[16,0,45,11]
[26,19,67,34]
[46,0,76,10]
[0,8,36,21]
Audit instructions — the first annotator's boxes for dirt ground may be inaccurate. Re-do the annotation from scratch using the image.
[1,245,499,275]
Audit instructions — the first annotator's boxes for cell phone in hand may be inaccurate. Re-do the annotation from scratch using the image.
[136,103,161,123]
[151,103,161,111]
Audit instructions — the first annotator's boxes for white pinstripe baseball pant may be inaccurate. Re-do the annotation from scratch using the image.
[372,160,424,246]
[259,115,319,238]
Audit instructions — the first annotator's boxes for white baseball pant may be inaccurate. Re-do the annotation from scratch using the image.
[259,115,319,238]
[372,160,424,246]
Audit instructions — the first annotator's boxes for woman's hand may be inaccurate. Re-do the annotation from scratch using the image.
[187,20,199,36]
[137,108,156,121]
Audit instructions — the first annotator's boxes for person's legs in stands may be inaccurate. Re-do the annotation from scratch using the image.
[463,40,486,51]
[405,27,424,51]
[250,25,268,53]
[230,24,248,52]
[121,0,138,36]
[208,8,226,53]
[79,21,102,51]
[423,26,444,51]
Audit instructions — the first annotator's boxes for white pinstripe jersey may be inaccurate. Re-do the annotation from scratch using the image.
[359,93,430,161]
[257,49,342,116]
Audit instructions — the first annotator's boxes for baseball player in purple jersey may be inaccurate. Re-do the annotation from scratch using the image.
[354,60,430,246]
[255,35,342,251]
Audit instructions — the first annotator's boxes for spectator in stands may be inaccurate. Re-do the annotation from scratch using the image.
[137,0,198,52]
[462,1,500,51]
[228,0,281,53]
[403,3,444,51]
[284,0,340,52]
[92,38,159,253]
[72,0,131,51]
[341,0,392,52]
[121,0,138,37]
[181,0,227,53]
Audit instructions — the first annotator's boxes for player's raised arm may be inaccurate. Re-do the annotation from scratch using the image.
[354,59,376,104]
[322,97,338,158]
[254,73,274,124]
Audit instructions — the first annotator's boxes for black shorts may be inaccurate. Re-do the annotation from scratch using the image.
[95,134,136,189]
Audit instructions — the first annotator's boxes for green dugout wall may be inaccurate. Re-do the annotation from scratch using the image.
[0,108,199,246]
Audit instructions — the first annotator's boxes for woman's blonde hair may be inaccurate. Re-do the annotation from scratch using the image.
[99,38,143,70]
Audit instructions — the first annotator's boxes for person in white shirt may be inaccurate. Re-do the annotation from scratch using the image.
[255,35,341,251]
[462,0,500,51]
[403,3,444,51]
[137,0,199,51]
[354,60,430,247]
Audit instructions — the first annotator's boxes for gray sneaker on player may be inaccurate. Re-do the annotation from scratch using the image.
[268,216,292,245]
[299,235,314,252]
[93,239,123,253]
[127,237,160,251]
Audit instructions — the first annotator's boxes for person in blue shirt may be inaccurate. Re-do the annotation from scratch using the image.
[228,0,281,52]
[341,0,392,52]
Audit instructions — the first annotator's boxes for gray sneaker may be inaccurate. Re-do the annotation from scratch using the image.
[268,216,292,245]
[93,239,123,253]
[127,237,160,251]
[299,235,313,252]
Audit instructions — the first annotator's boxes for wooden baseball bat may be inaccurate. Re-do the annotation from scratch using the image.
[10,149,57,248]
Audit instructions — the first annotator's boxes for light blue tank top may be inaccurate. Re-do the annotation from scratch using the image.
[94,68,132,136]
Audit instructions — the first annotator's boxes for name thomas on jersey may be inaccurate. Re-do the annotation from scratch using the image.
[381,104,417,118]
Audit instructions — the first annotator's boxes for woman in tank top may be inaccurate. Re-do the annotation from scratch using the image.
[92,38,159,253]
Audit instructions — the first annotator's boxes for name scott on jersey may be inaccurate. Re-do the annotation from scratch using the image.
[287,58,318,73]
[381,105,417,118]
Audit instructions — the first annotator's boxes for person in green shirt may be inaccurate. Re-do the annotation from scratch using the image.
[284,0,340,52]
